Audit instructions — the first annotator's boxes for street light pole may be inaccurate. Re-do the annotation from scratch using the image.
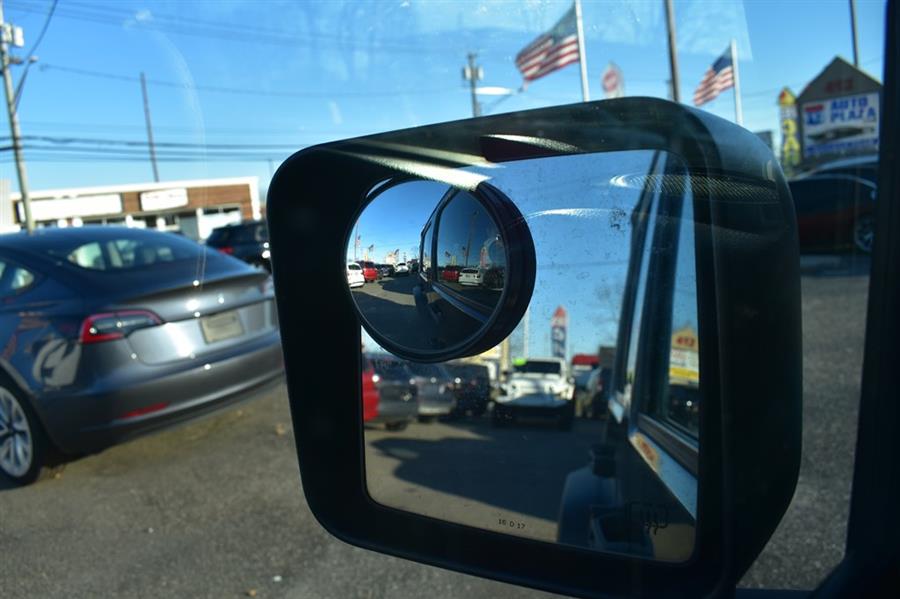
[463,52,482,117]
[0,0,34,232]
[140,72,160,182]
[849,0,860,68]
[664,0,681,103]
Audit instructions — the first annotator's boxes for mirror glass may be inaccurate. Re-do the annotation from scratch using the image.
[358,150,715,562]
[347,181,512,355]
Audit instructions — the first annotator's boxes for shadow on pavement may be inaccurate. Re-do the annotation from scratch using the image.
[367,418,603,522]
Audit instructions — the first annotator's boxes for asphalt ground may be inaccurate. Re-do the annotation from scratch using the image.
[0,258,870,596]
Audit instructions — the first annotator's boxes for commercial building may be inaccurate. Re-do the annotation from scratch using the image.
[2,176,261,240]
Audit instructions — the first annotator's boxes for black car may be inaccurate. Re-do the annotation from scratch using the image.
[443,362,491,416]
[205,220,271,271]
[0,227,283,484]
[376,264,394,278]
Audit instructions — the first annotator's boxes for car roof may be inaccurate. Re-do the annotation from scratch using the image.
[0,225,188,253]
[791,155,878,180]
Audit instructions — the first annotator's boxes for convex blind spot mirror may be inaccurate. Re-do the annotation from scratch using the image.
[346,179,535,362]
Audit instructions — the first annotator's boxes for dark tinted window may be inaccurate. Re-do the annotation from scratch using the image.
[436,191,504,287]
[49,235,206,271]
[371,359,411,381]
[406,362,446,379]
[513,361,562,375]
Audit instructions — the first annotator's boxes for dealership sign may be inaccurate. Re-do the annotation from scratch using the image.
[17,194,123,223]
[801,92,879,159]
[140,188,189,211]
[551,306,567,359]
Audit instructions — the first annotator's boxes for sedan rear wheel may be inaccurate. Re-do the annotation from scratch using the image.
[0,385,46,484]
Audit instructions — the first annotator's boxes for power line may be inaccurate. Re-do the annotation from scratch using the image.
[21,0,56,57]
[38,63,461,99]
[8,0,456,56]
[1,134,306,149]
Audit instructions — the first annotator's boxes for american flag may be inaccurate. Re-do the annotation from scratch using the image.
[693,47,735,106]
[515,4,580,82]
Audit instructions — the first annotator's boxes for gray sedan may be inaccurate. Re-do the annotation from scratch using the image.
[0,226,283,484]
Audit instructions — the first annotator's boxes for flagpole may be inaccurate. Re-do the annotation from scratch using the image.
[574,0,590,102]
[730,38,744,126]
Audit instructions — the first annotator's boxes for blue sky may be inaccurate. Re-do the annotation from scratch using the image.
[1,0,886,195]
[2,0,888,357]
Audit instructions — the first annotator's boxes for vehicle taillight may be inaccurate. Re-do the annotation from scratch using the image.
[80,310,163,344]
[218,246,234,255]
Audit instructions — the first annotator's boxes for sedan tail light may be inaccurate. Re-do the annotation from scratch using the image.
[217,246,235,255]
[80,310,163,344]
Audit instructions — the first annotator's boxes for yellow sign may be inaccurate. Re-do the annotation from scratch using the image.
[779,87,801,169]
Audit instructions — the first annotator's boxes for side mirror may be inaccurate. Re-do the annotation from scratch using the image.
[268,97,801,598]
[346,180,535,362]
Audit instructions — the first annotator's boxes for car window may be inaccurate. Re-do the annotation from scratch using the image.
[513,360,562,375]
[643,182,700,439]
[435,191,505,300]
[0,260,37,298]
[51,237,206,271]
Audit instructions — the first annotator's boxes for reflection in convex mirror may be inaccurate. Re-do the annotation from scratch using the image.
[348,150,709,563]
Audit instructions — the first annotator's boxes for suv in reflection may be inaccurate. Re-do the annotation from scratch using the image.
[206,220,271,271]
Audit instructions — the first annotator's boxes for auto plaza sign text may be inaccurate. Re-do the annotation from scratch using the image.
[801,92,879,159]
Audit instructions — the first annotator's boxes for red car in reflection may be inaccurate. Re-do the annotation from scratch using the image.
[441,265,461,282]
[362,361,380,422]
[357,261,379,282]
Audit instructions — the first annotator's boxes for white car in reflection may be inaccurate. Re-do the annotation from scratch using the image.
[394,262,409,275]
[347,262,365,288]
[458,267,483,286]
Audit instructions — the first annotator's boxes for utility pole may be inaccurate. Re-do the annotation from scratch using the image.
[0,0,34,232]
[140,72,160,182]
[664,0,681,103]
[849,0,860,68]
[462,52,482,117]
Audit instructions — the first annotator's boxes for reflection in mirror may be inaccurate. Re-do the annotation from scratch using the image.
[358,150,744,562]
[347,180,517,357]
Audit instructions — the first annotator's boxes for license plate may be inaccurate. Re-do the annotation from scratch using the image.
[200,310,244,343]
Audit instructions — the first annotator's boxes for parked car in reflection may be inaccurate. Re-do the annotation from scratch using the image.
[789,157,877,254]
[443,361,491,417]
[0,227,283,484]
[440,265,461,283]
[458,267,483,286]
[576,366,611,420]
[346,262,365,288]
[493,392,573,430]
[404,361,456,421]
[376,264,394,278]
[206,220,271,271]
[364,355,418,431]
[357,260,380,282]
[503,358,574,402]
[394,262,409,276]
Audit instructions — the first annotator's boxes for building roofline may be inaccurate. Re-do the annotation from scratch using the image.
[9,176,260,201]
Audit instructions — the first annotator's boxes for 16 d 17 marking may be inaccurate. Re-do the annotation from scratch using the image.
[498,517,526,531]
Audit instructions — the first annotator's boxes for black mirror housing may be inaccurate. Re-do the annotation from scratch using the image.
[267,97,801,598]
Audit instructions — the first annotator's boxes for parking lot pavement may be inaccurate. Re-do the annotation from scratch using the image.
[365,417,606,543]
[740,266,869,589]
[0,264,868,596]
[0,387,559,599]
